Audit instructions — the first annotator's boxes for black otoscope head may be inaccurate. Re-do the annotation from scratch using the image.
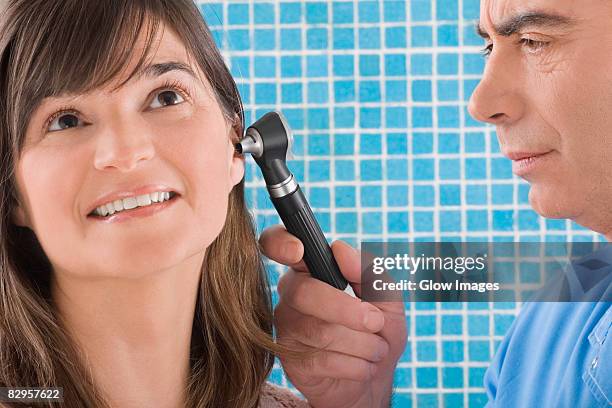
[235,112,350,291]
[235,111,294,186]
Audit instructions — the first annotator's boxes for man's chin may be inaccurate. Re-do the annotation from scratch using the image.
[527,184,580,220]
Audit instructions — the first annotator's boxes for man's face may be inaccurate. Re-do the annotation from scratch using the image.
[468,0,612,236]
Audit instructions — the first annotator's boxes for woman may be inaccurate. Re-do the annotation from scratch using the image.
[0,0,309,406]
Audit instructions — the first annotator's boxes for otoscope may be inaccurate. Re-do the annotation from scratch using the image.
[235,111,351,292]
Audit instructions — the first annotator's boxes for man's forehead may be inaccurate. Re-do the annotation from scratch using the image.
[478,0,583,37]
[480,0,576,18]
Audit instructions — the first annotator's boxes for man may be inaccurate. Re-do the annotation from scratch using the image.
[265,0,610,407]
[466,1,611,406]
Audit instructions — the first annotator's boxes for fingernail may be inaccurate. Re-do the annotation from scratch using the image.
[363,307,384,331]
[283,240,301,260]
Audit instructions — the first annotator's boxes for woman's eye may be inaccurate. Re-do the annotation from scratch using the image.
[48,113,82,132]
[149,89,186,109]
[45,87,188,133]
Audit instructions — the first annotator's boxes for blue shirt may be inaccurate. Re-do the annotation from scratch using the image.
[485,247,612,408]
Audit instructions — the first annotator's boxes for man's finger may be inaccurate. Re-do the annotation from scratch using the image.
[258,224,305,266]
[329,240,362,296]
[281,348,378,383]
[278,271,386,333]
[275,305,389,363]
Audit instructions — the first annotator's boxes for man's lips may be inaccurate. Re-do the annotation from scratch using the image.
[506,150,555,177]
[505,151,554,161]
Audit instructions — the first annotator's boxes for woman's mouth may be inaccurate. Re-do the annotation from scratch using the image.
[87,192,180,223]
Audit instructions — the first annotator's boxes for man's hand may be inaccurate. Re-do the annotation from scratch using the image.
[259,225,407,408]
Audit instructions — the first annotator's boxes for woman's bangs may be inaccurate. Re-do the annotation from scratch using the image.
[28,3,164,98]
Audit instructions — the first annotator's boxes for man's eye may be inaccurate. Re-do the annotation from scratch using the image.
[520,38,549,54]
[481,43,493,58]
[149,89,186,109]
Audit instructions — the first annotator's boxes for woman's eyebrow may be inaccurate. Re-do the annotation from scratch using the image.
[134,60,198,81]
[39,61,199,106]
[107,60,199,92]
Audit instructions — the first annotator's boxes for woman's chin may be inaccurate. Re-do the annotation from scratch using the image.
[81,246,196,280]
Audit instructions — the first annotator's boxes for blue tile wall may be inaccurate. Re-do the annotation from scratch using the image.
[198,1,603,407]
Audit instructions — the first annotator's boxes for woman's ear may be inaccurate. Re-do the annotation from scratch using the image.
[12,202,30,228]
[229,146,245,188]
[227,127,245,190]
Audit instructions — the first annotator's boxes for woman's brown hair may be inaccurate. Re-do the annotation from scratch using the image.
[0,1,296,406]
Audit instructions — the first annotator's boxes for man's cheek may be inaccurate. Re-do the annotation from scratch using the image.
[531,52,571,76]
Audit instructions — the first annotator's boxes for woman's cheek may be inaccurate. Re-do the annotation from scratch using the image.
[18,148,78,225]
[170,119,234,241]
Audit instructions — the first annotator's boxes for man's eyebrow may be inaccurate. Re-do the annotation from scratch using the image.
[476,11,577,39]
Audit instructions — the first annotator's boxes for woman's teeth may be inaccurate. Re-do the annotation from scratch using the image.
[92,191,175,217]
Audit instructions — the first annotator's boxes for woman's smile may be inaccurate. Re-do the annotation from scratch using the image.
[87,191,180,224]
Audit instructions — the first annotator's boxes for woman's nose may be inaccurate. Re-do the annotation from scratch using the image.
[467,51,525,126]
[93,118,156,172]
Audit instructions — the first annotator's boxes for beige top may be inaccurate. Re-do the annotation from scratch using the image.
[258,382,311,408]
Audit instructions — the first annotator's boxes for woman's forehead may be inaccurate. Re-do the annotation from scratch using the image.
[37,27,204,105]
[64,20,200,97]
[140,24,190,63]
[113,24,200,87]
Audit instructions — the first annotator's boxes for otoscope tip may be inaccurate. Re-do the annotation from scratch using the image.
[234,142,243,154]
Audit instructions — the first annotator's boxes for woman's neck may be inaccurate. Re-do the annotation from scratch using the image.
[51,250,206,408]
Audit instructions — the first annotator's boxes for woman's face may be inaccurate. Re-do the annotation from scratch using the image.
[12,24,244,279]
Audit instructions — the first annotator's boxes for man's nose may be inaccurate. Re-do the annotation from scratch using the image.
[93,117,156,172]
[467,52,525,125]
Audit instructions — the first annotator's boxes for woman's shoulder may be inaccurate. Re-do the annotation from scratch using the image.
[258,381,310,408]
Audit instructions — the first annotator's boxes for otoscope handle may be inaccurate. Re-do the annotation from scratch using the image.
[271,186,349,291]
